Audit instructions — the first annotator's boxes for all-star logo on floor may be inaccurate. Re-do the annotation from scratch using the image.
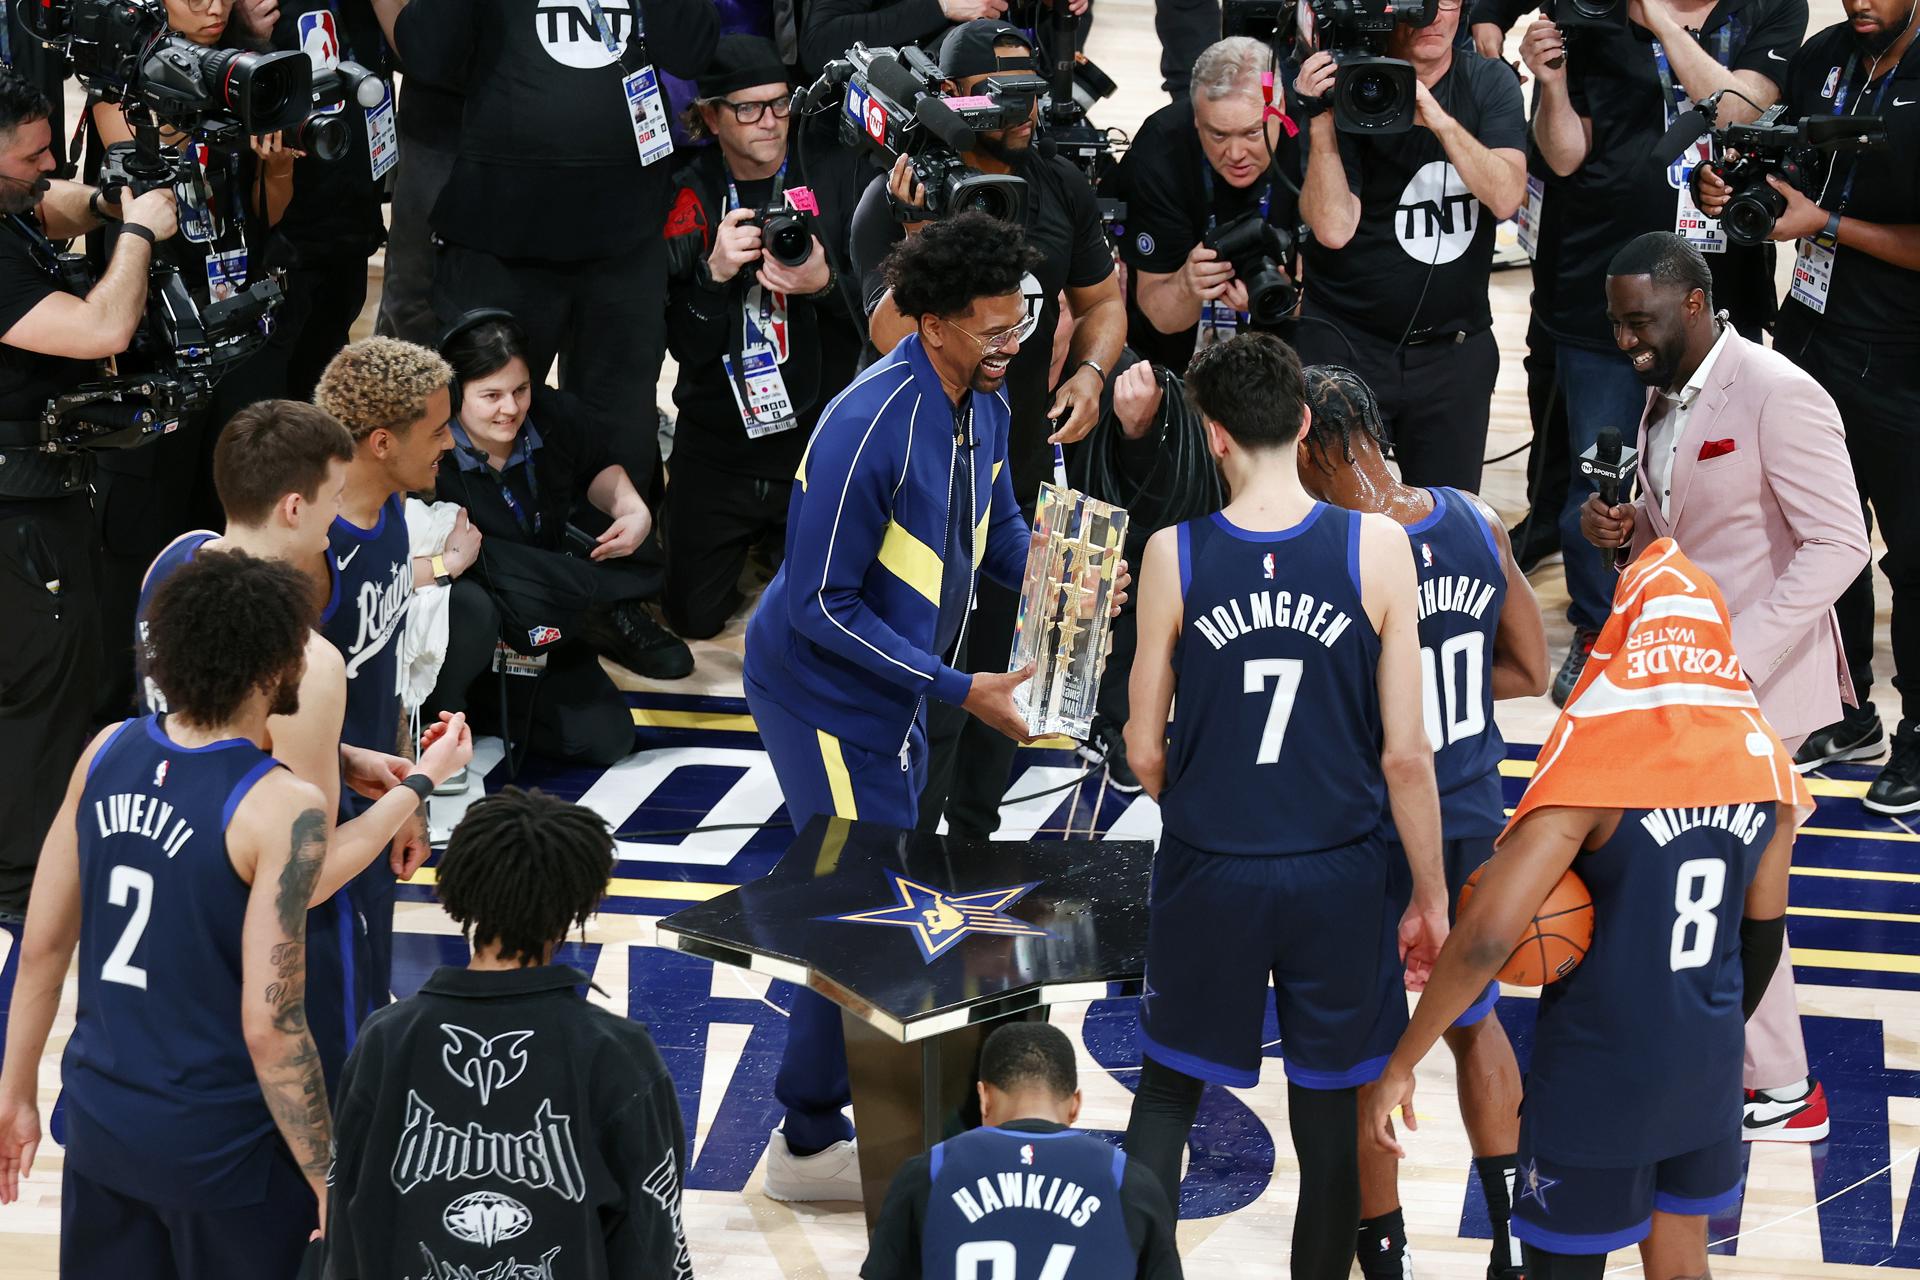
[821,873,1052,962]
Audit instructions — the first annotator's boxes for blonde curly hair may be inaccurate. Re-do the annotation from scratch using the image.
[314,337,453,441]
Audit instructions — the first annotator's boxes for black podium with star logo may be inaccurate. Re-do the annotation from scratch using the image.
[656,816,1154,1225]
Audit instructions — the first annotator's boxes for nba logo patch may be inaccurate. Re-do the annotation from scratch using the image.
[528,625,562,647]
[1421,542,1434,568]
[1822,66,1840,98]
[1261,552,1275,579]
[298,10,340,71]
[1136,232,1155,257]
[152,761,168,788]
[1020,1143,1034,1166]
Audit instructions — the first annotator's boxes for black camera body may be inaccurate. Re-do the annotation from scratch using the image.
[1201,210,1296,325]
[1702,105,1886,247]
[1306,0,1435,135]
[827,43,1033,223]
[747,203,816,271]
[294,62,388,163]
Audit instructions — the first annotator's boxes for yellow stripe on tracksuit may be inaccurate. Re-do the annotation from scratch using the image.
[876,520,943,604]
[817,730,859,819]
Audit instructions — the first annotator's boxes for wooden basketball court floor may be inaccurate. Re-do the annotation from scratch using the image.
[5,0,1911,1273]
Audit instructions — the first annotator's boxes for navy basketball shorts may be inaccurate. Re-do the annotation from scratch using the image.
[1138,830,1407,1089]
[1389,835,1500,1027]
[1510,1127,1744,1255]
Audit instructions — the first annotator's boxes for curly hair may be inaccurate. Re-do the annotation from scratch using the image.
[884,211,1044,320]
[313,337,452,441]
[0,67,48,138]
[436,787,616,966]
[1303,364,1388,465]
[214,401,354,526]
[142,551,313,727]
[1184,331,1307,450]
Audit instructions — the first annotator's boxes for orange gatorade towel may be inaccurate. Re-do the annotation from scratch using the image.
[1502,538,1813,842]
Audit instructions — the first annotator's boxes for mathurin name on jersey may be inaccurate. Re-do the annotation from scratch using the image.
[1191,590,1354,652]
[949,1172,1104,1228]
[1639,804,1771,848]
[1416,574,1497,623]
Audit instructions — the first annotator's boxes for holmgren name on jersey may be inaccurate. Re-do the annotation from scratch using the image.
[1191,589,1354,652]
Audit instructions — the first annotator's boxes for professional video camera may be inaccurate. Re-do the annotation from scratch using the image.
[1030,0,1124,195]
[1303,0,1436,134]
[803,43,1037,222]
[1702,105,1887,247]
[1201,211,1296,323]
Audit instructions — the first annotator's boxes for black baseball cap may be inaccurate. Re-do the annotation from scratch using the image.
[938,21,1036,79]
[696,35,789,99]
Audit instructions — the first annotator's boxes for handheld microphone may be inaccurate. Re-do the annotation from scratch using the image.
[1580,428,1638,568]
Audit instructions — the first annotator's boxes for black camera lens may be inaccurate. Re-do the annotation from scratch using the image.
[1243,267,1295,326]
[294,111,351,163]
[1568,0,1620,19]
[1721,187,1786,249]
[762,212,814,269]
[1351,70,1397,113]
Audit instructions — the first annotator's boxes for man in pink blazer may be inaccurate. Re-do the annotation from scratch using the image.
[1581,233,1869,1146]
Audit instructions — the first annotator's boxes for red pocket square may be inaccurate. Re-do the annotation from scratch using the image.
[1698,438,1737,461]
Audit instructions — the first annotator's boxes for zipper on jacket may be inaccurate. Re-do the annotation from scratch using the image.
[901,432,977,773]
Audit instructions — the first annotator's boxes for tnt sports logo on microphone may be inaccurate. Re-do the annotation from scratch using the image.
[535,0,635,69]
[1395,160,1479,266]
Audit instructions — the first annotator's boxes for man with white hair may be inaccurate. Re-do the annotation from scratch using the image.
[1293,0,1526,493]
[1116,36,1305,371]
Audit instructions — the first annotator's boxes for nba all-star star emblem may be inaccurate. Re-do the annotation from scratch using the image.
[1518,1158,1559,1212]
[822,873,1052,963]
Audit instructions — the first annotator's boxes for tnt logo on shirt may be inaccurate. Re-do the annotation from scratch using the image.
[535,0,634,69]
[297,10,339,70]
[1395,160,1480,266]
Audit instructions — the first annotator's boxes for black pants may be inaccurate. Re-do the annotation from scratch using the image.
[376,131,455,345]
[1782,324,1920,728]
[663,448,789,640]
[919,576,1021,839]
[61,1147,315,1280]
[1157,0,1222,96]
[427,575,635,767]
[434,237,670,488]
[1518,312,1570,533]
[0,494,101,913]
[1293,303,1500,493]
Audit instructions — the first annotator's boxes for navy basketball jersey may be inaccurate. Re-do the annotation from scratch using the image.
[1527,805,1773,1166]
[922,1126,1137,1279]
[134,530,218,714]
[62,716,286,1209]
[1405,488,1507,836]
[319,494,410,755]
[1161,507,1385,855]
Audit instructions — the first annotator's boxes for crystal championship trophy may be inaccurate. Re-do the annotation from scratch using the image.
[1009,484,1130,740]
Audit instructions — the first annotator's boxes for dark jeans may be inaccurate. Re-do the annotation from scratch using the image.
[663,448,789,640]
[1157,0,1222,95]
[1782,324,1920,728]
[1518,313,1570,539]
[918,576,1021,839]
[434,237,670,489]
[376,131,455,345]
[1293,303,1501,492]
[1553,342,1649,633]
[0,494,101,913]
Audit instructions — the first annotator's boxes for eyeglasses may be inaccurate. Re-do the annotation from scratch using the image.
[179,0,228,14]
[720,96,793,124]
[946,311,1040,355]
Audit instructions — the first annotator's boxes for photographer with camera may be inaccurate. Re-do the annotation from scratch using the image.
[1292,0,1526,494]
[1693,0,1920,821]
[851,19,1126,837]
[0,68,178,920]
[663,36,866,641]
[375,0,717,486]
[1518,0,1804,704]
[1116,36,1304,371]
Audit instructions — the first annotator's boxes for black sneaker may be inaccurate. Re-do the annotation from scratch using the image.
[1509,514,1562,575]
[1075,717,1142,794]
[1550,628,1599,708]
[1864,728,1920,815]
[1794,705,1887,774]
[579,602,695,681]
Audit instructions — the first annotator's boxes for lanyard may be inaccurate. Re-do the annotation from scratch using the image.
[494,454,542,537]
[725,160,789,346]
[1824,43,1909,213]
[579,0,636,57]
[1201,164,1273,232]
[1650,23,1738,129]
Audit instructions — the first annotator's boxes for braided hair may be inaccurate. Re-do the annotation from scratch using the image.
[1302,364,1388,466]
[435,787,616,966]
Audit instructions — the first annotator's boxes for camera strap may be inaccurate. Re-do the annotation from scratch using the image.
[719,161,800,436]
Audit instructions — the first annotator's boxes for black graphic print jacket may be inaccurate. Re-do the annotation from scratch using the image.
[324,964,692,1280]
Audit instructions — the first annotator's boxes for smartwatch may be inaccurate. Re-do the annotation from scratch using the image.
[1812,210,1842,251]
[430,553,451,587]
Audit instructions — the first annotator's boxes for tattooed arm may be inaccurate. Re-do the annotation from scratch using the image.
[232,775,334,1224]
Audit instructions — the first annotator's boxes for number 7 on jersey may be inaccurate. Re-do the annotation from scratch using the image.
[1244,658,1305,765]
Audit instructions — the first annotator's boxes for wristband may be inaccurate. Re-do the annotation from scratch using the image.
[430,552,451,587]
[1812,209,1842,251]
[1075,358,1108,386]
[88,189,121,223]
[400,773,435,804]
[118,222,155,245]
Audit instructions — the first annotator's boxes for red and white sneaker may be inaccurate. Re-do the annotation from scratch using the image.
[1743,1079,1830,1142]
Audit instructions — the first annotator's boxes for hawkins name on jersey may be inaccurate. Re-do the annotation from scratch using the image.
[948,1169,1105,1229]
[1191,589,1354,652]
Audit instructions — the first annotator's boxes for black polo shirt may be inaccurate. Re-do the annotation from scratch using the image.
[435,386,617,550]
[850,151,1115,509]
[1112,98,1304,370]
[1544,0,1807,347]
[1774,21,1920,345]
[1300,46,1526,340]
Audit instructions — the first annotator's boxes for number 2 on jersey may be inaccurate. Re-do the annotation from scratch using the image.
[1243,658,1304,764]
[102,864,154,990]
[955,1241,1077,1279]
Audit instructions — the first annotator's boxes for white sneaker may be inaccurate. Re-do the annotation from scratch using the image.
[761,1129,863,1203]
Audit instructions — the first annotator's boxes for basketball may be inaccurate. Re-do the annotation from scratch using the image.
[1459,864,1594,987]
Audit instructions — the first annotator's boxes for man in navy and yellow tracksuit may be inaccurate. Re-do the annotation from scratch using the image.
[744,212,1047,1200]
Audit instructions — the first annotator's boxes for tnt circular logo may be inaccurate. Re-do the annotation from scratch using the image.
[534,0,634,69]
[1135,231,1155,257]
[1394,160,1479,266]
